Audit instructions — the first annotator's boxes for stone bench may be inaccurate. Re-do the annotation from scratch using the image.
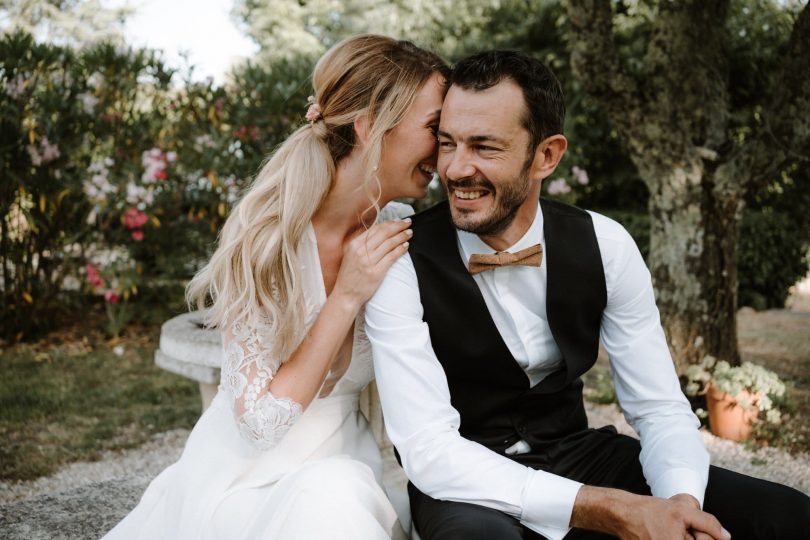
[154,310,221,412]
[154,310,412,536]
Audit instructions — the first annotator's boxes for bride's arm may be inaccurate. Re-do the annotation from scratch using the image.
[222,218,412,449]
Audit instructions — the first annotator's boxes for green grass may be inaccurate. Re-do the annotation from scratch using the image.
[0,326,199,481]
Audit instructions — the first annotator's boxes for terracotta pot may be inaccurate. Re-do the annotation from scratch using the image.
[705,385,760,442]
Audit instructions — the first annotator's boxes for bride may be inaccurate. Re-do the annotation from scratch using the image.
[104,34,449,539]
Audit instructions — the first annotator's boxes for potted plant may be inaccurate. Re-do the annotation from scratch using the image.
[685,359,786,442]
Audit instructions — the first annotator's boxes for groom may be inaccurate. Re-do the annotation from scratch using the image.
[365,50,810,539]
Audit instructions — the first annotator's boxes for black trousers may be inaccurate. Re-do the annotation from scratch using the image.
[409,426,810,540]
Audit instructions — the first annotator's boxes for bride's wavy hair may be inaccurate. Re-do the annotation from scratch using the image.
[187,34,449,361]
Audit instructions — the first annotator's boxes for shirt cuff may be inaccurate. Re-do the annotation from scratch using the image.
[519,468,583,540]
[650,468,706,507]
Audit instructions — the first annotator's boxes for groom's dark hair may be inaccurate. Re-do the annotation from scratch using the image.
[450,50,565,151]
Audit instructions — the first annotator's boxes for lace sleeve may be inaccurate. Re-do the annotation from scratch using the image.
[221,318,303,450]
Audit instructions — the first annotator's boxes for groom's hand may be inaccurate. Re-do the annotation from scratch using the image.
[570,486,731,540]
[669,493,728,540]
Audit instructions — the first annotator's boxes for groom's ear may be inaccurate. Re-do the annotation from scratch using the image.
[353,114,372,146]
[528,134,568,181]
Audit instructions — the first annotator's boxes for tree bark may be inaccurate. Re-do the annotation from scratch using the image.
[566,0,810,373]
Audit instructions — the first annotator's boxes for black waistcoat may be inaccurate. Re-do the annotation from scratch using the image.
[408,198,607,452]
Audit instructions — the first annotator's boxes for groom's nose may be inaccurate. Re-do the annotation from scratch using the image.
[442,145,477,181]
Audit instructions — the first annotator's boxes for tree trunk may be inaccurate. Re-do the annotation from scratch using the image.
[566,0,810,373]
[646,164,743,374]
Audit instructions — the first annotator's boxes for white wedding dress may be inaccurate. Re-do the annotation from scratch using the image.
[104,203,412,540]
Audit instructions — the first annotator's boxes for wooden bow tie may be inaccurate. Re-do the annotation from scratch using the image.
[468,244,543,275]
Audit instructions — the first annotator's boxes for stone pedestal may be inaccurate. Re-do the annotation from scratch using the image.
[154,310,222,412]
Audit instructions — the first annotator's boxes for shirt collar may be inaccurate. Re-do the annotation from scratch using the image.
[457,204,545,264]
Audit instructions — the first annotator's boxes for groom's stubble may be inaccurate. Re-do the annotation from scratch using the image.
[445,154,535,237]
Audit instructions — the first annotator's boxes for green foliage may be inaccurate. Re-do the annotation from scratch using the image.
[738,211,809,310]
[0,0,131,46]
[233,0,547,63]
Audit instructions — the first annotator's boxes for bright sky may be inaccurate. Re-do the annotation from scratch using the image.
[107,0,259,83]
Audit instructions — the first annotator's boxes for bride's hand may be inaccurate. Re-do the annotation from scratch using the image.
[332,218,412,309]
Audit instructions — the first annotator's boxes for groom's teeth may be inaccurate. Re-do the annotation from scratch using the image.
[456,191,485,200]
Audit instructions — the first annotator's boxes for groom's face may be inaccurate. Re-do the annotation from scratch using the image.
[437,79,536,236]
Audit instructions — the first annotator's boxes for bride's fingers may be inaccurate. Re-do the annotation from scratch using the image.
[363,219,412,250]
[370,228,412,262]
[376,239,410,273]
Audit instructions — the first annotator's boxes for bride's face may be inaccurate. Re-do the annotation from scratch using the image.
[377,73,446,201]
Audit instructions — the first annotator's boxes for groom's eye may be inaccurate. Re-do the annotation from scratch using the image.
[475,144,497,152]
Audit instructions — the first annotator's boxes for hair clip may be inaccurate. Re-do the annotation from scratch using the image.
[305,95,322,123]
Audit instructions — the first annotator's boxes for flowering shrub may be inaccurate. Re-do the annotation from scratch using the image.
[1,31,310,340]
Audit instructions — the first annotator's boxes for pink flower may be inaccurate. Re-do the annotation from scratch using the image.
[85,264,105,289]
[234,125,259,141]
[547,178,572,196]
[123,208,149,230]
[6,74,26,99]
[305,96,322,123]
[141,147,169,183]
[131,230,144,241]
[104,290,120,304]
[572,166,590,185]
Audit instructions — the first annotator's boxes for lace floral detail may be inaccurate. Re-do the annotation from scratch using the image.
[221,317,303,450]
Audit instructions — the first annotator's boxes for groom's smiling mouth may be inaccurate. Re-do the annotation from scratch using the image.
[448,179,494,206]
[454,190,487,200]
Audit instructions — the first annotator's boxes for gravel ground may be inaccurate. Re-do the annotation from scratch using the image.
[2,403,808,505]
[586,403,810,495]
[0,429,189,504]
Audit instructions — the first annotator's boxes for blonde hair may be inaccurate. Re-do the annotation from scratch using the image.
[187,34,449,361]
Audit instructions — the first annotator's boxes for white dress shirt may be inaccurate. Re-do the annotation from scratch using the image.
[365,204,709,539]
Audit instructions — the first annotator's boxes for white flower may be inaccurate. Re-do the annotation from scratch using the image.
[141,147,167,183]
[27,144,43,166]
[27,138,60,166]
[87,72,105,89]
[39,138,60,162]
[125,182,155,206]
[5,74,26,99]
[547,178,571,196]
[79,93,99,114]
[193,134,216,151]
[84,158,116,203]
